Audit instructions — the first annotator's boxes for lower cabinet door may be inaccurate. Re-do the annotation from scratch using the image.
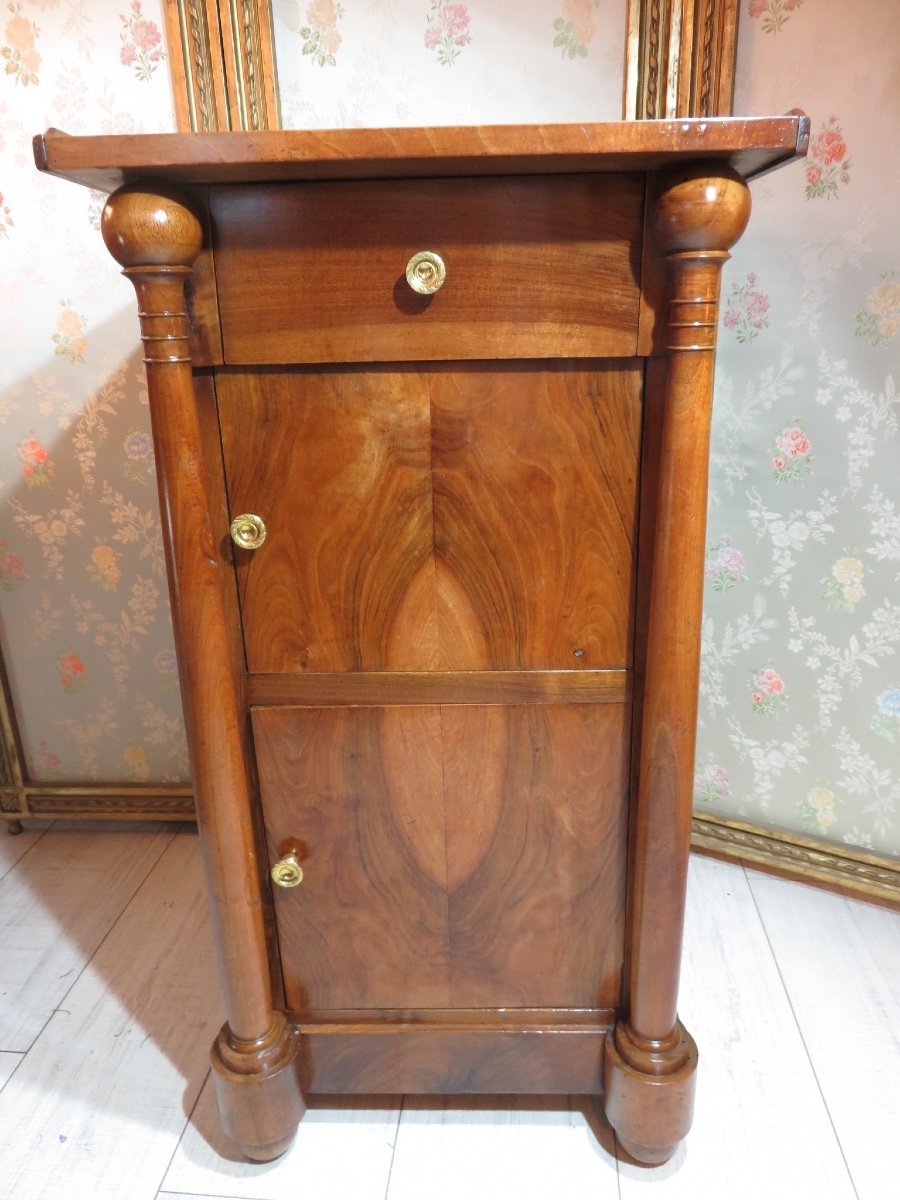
[252,701,630,1015]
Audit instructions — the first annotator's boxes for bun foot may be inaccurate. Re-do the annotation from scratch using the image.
[615,1134,679,1166]
[603,1020,697,1166]
[210,1014,306,1161]
[241,1132,297,1163]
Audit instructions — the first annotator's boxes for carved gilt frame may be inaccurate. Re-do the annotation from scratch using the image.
[5,1,897,907]
[161,0,739,133]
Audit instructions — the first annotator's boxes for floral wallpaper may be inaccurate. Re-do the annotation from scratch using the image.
[0,0,186,784]
[270,0,624,128]
[695,0,899,856]
[2,2,897,860]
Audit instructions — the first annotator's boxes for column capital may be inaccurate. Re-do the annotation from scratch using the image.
[652,163,751,256]
[101,185,203,270]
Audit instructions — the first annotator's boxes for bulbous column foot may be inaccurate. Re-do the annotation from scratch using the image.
[603,1020,698,1166]
[210,1012,306,1162]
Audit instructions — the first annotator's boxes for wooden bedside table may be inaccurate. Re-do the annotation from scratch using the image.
[35,115,808,1165]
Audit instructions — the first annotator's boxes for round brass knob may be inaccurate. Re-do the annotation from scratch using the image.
[230,513,267,551]
[271,854,303,889]
[405,250,446,295]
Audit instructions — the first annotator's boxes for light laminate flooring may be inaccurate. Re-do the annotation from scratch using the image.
[0,821,897,1200]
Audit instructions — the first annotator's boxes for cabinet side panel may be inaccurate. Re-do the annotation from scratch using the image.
[218,368,439,673]
[253,705,451,1011]
[432,362,642,670]
[444,702,630,1009]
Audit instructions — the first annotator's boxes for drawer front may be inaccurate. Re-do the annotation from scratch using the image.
[254,702,630,1013]
[210,175,644,364]
[218,361,641,674]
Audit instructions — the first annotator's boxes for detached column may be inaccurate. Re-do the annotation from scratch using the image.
[604,164,751,1164]
[101,186,305,1162]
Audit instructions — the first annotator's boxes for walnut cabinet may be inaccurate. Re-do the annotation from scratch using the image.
[35,117,808,1165]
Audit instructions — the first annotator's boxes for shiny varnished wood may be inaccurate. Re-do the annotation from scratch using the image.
[245,670,630,707]
[219,362,640,674]
[218,367,437,673]
[430,363,641,669]
[40,120,808,1167]
[299,1020,610,1095]
[255,702,629,1012]
[211,178,643,363]
[100,186,304,1162]
[33,115,809,191]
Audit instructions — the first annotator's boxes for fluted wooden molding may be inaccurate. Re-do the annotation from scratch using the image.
[625,0,739,119]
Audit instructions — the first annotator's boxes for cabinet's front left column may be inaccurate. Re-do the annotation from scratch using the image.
[101,186,305,1162]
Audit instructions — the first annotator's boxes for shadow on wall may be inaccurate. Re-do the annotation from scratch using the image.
[0,305,189,787]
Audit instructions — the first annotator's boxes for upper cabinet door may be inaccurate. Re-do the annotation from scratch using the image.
[218,361,641,674]
[218,366,439,673]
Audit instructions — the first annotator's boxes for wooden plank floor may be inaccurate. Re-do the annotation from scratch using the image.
[0,822,897,1199]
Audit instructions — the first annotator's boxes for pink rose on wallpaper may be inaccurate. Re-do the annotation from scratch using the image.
[425,0,472,66]
[812,128,847,165]
[806,116,851,200]
[132,18,161,52]
[755,667,785,695]
[723,272,771,342]
[119,2,165,83]
[0,543,25,591]
[58,651,87,693]
[704,535,747,591]
[752,663,787,715]
[776,427,810,458]
[772,422,812,481]
[748,0,804,35]
[18,436,55,487]
[694,754,730,803]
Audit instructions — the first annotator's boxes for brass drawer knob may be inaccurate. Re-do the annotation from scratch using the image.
[405,250,446,295]
[271,853,303,889]
[230,513,267,550]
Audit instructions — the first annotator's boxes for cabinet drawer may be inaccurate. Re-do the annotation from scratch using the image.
[210,175,644,364]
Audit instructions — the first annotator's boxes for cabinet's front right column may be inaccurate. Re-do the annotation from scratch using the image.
[605,164,751,1165]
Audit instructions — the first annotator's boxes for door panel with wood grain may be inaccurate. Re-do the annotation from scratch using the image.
[254,702,629,1014]
[220,362,641,674]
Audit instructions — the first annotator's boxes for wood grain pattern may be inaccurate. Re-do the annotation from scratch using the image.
[253,705,451,1011]
[33,115,811,193]
[218,367,438,674]
[102,186,305,1161]
[443,703,629,1008]
[220,363,640,675]
[254,702,629,1013]
[301,1026,608,1095]
[211,177,643,363]
[246,670,630,708]
[432,363,641,670]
